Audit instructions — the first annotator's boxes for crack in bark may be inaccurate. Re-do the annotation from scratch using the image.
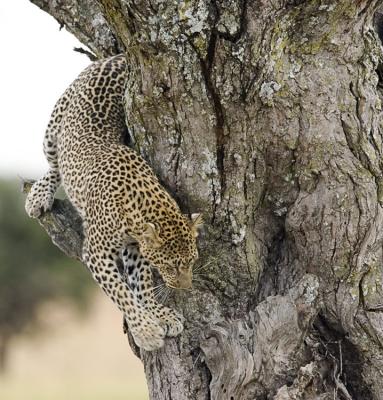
[199,34,226,198]
[182,0,229,200]
[167,97,184,195]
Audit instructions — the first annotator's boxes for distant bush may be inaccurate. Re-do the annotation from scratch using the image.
[0,179,94,371]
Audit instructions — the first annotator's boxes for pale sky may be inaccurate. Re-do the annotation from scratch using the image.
[0,0,90,178]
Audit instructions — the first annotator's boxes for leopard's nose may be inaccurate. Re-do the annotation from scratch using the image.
[177,271,192,289]
[178,280,192,289]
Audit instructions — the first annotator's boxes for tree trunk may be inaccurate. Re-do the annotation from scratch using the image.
[27,1,383,399]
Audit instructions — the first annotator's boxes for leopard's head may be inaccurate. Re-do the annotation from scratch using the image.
[138,213,203,289]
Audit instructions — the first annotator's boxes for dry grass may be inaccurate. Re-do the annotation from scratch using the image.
[0,294,148,400]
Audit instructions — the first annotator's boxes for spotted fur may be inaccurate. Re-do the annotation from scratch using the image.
[122,245,184,337]
[25,55,201,351]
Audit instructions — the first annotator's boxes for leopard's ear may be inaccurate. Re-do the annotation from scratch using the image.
[142,223,163,248]
[190,213,203,238]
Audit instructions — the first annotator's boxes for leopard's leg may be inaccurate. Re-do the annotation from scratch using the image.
[83,226,165,351]
[122,244,184,337]
[25,93,68,218]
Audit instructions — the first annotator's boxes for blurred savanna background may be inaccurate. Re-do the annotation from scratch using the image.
[0,1,148,399]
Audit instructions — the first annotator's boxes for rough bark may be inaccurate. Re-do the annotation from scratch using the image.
[27,1,383,399]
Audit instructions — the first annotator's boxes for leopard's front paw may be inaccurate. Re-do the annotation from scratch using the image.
[129,319,166,351]
[25,181,54,218]
[154,306,184,337]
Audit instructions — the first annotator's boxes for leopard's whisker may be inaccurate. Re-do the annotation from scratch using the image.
[153,286,165,296]
[137,284,165,296]
[152,288,164,297]
[193,259,216,273]
[162,287,171,304]
[193,272,209,278]
[153,283,166,291]
[154,286,167,300]
[157,290,164,303]
[192,351,201,370]
[159,287,171,304]
[192,275,208,284]
[150,283,165,292]
[159,288,168,304]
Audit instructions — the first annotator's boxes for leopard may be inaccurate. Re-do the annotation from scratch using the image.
[25,54,202,351]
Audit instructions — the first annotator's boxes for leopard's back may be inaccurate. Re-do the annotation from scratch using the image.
[56,55,128,210]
